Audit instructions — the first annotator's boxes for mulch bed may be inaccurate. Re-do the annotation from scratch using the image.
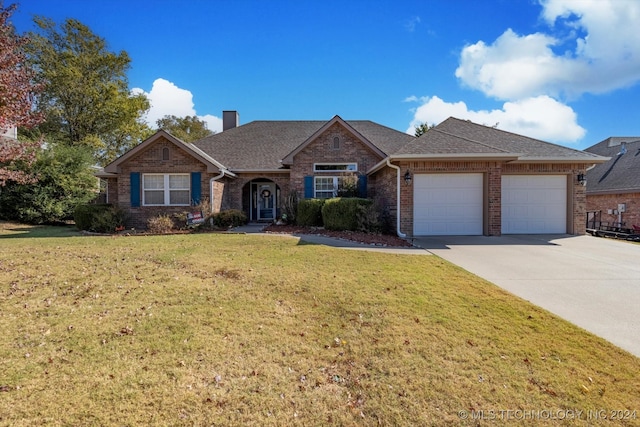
[263,224,413,247]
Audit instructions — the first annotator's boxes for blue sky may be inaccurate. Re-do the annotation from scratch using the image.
[9,0,640,149]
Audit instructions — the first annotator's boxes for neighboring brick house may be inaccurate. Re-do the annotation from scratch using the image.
[98,112,606,236]
[584,137,640,228]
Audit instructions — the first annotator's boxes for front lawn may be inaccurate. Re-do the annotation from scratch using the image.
[0,224,638,426]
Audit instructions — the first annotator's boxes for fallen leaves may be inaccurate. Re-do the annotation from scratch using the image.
[119,326,134,336]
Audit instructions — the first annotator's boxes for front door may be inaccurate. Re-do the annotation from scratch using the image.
[255,183,275,221]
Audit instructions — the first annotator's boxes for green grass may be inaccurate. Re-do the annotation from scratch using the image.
[0,223,639,426]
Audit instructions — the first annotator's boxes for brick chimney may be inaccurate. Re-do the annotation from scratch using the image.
[223,111,239,131]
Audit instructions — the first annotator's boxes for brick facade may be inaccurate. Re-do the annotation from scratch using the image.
[289,123,383,197]
[107,135,296,228]
[104,128,590,235]
[372,160,587,237]
[222,172,291,217]
[109,136,220,228]
[587,192,640,228]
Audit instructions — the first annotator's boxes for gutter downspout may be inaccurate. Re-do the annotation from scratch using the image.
[386,159,407,238]
[209,170,226,215]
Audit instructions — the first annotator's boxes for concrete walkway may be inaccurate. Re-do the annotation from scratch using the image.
[416,234,640,358]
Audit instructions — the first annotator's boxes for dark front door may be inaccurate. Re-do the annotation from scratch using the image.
[252,182,275,221]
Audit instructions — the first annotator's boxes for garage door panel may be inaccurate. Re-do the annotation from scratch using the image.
[414,173,483,236]
[502,175,566,234]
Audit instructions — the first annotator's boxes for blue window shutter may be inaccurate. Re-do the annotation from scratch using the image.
[130,172,140,207]
[191,172,201,205]
[304,176,314,198]
[358,174,367,198]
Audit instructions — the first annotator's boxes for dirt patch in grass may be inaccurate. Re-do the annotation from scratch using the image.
[264,224,413,247]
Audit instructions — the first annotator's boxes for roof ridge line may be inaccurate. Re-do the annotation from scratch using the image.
[431,128,511,153]
[450,117,596,156]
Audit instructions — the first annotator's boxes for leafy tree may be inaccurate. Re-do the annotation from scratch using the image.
[156,115,214,142]
[414,122,434,137]
[0,2,43,186]
[0,143,97,223]
[25,17,151,164]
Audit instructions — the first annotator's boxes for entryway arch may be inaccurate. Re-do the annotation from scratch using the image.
[243,179,280,222]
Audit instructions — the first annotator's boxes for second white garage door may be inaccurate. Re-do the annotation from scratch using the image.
[413,173,483,236]
[501,175,567,234]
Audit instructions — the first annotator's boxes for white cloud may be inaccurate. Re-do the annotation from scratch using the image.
[132,78,223,133]
[198,114,223,133]
[406,1,640,145]
[406,95,585,143]
[456,0,640,100]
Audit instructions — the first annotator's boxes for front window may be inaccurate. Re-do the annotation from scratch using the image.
[143,173,190,206]
[314,163,357,172]
[314,176,338,199]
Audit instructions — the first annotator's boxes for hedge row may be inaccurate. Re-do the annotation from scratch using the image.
[296,197,374,231]
[73,204,127,233]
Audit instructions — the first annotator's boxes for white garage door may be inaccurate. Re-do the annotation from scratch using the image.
[413,173,483,236]
[502,175,567,234]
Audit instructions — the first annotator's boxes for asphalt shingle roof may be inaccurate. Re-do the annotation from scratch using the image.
[585,137,640,193]
[193,119,415,170]
[394,117,605,161]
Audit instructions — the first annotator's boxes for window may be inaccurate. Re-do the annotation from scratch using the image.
[143,173,190,206]
[314,176,338,199]
[313,163,357,172]
[332,136,340,150]
[162,147,170,160]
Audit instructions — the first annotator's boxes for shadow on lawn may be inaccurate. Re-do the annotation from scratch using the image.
[0,224,81,239]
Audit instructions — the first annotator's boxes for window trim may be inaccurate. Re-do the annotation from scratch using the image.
[142,173,191,206]
[314,176,338,199]
[313,163,358,172]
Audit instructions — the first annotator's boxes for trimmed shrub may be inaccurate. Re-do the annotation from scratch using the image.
[322,197,373,231]
[73,204,127,233]
[356,201,382,233]
[371,197,393,235]
[147,215,174,234]
[92,207,127,233]
[296,198,325,227]
[74,204,105,231]
[213,209,247,228]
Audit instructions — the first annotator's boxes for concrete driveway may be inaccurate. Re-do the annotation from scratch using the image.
[415,234,640,358]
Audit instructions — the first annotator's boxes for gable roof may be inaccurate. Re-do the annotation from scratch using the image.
[584,137,640,194]
[391,118,607,163]
[103,130,231,175]
[281,116,389,165]
[193,116,415,171]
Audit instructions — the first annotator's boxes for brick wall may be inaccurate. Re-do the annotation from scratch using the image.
[375,160,587,237]
[106,177,118,204]
[109,133,590,235]
[113,136,222,229]
[289,123,383,197]
[223,173,290,220]
[587,192,640,228]
[369,165,398,232]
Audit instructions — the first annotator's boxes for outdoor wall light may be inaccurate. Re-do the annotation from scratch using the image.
[577,173,586,186]
[404,170,412,186]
